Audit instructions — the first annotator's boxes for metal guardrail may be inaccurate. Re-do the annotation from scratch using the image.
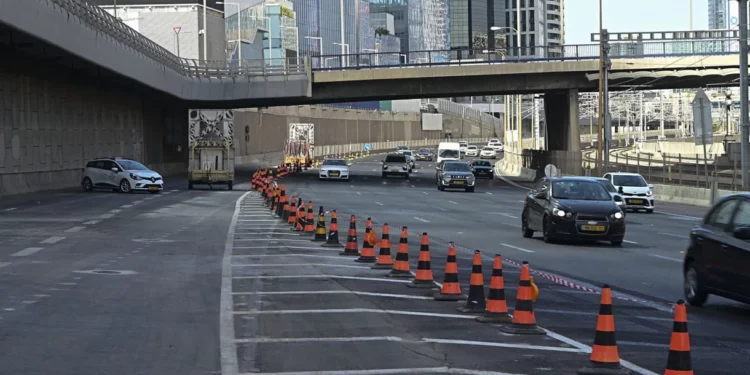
[44,0,306,78]
[310,40,740,71]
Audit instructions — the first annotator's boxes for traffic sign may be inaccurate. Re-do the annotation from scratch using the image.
[544,164,559,178]
[691,88,713,146]
[364,144,371,151]
[173,26,182,34]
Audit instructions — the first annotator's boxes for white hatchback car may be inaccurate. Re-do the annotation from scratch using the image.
[319,158,351,181]
[603,172,655,213]
[82,157,163,193]
[479,147,497,159]
[488,140,504,152]
[465,146,479,157]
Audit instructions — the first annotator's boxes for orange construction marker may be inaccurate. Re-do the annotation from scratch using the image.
[476,255,511,323]
[294,199,305,232]
[276,185,287,217]
[312,206,327,242]
[576,284,629,374]
[407,233,435,288]
[287,197,297,226]
[500,261,545,335]
[434,243,466,301]
[340,215,360,256]
[303,202,315,234]
[355,218,377,263]
[387,227,411,278]
[457,250,486,313]
[663,300,693,375]
[322,210,344,247]
[371,223,393,269]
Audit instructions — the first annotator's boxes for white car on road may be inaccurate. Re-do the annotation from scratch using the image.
[401,150,417,169]
[319,158,351,181]
[459,141,468,155]
[487,139,504,152]
[603,172,655,213]
[465,146,479,157]
[479,147,497,159]
[82,157,163,193]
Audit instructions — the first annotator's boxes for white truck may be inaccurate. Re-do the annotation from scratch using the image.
[437,142,461,164]
[187,109,235,190]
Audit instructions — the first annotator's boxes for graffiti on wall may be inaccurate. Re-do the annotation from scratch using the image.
[188,109,234,148]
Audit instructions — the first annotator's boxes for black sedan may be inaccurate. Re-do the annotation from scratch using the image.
[521,177,626,246]
[683,193,750,307]
[470,160,494,178]
[415,148,433,161]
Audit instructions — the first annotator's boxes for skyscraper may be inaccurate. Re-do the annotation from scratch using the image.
[708,0,728,30]
[503,0,548,57]
[371,0,449,57]
[448,0,497,52]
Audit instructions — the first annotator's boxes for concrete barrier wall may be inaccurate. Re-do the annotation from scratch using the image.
[653,183,745,208]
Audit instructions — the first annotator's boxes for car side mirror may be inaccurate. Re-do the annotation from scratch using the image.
[618,186,624,194]
[734,226,750,240]
[111,167,119,172]
[534,191,547,199]
[613,195,623,202]
[347,163,353,166]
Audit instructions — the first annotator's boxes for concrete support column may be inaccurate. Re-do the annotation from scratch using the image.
[543,89,582,175]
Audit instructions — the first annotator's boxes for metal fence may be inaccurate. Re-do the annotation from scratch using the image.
[44,0,307,78]
[311,40,740,71]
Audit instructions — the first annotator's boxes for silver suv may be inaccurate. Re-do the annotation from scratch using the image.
[382,154,411,179]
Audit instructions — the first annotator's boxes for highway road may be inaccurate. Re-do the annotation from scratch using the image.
[0,154,747,375]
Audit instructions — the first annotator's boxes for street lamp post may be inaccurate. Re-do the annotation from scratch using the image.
[333,43,350,67]
[362,48,379,66]
[217,2,242,67]
[491,25,522,152]
[305,36,323,68]
[202,0,207,62]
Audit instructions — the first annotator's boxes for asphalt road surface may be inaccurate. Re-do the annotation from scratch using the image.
[0,154,746,375]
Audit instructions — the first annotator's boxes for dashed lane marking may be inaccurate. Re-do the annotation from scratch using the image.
[648,254,682,263]
[65,226,85,233]
[99,214,115,219]
[232,290,433,300]
[232,254,359,261]
[232,275,413,284]
[655,211,700,220]
[40,236,65,245]
[499,213,519,219]
[3,208,17,212]
[623,240,639,244]
[0,262,11,268]
[232,245,357,252]
[375,202,384,206]
[234,308,476,320]
[232,263,374,270]
[422,338,583,353]
[83,220,101,225]
[11,247,45,257]
[120,204,133,209]
[422,191,428,195]
[413,217,430,223]
[448,201,458,204]
[659,232,688,239]
[500,243,535,253]
[485,192,493,195]
[109,209,121,214]
[243,367,526,374]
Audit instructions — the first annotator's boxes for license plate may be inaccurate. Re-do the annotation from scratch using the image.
[629,199,644,204]
[329,172,340,177]
[148,186,159,191]
[582,225,606,232]
[454,181,465,185]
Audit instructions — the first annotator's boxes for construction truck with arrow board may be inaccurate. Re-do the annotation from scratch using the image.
[284,123,314,167]
[187,109,235,190]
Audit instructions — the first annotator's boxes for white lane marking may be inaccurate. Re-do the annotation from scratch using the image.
[3,308,15,311]
[233,254,357,261]
[660,232,688,239]
[422,338,582,353]
[238,219,278,222]
[233,263,372,270]
[239,214,272,217]
[120,204,133,209]
[375,202,384,206]
[499,213,519,219]
[485,192,493,195]
[40,236,65,245]
[32,294,51,298]
[648,254,682,263]
[220,191,250,375]
[623,240,639,244]
[235,336,403,344]
[243,367,519,375]
[543,329,658,375]
[350,185,355,188]
[99,214,115,219]
[232,291,433,300]
[0,262,11,268]
[500,243,535,253]
[413,217,430,223]
[357,192,362,195]
[233,308,474,320]
[22,301,37,304]
[232,275,412,284]
[58,282,77,286]
[656,211,701,220]
[411,185,415,188]
[65,226,85,233]
[171,189,179,192]
[422,191,428,195]
[3,208,17,212]
[83,220,101,225]
[109,209,121,214]
[235,227,287,230]
[449,201,458,205]
[11,247,45,257]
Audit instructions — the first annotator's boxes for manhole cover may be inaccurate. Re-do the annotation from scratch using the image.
[73,269,138,276]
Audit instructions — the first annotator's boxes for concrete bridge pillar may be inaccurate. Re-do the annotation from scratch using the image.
[543,89,582,175]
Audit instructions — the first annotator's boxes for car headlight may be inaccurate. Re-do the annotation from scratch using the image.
[553,208,572,218]
[130,173,141,180]
[611,212,624,220]
[646,191,652,196]
[615,200,624,206]
[383,165,388,170]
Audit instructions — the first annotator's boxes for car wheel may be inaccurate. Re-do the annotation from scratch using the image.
[465,187,475,192]
[684,264,709,306]
[119,179,132,193]
[521,211,534,238]
[228,181,233,191]
[542,216,554,243]
[646,209,654,214]
[82,177,94,192]
[610,239,623,246]
[382,173,387,179]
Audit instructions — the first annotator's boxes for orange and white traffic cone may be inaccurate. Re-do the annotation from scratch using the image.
[577,284,628,375]
[500,261,545,335]
[663,300,693,375]
[340,215,360,256]
[302,202,315,235]
[476,255,511,323]
[407,232,435,288]
[434,242,466,301]
[322,210,344,247]
[371,223,393,269]
[387,227,411,278]
[355,218,377,263]
[457,250,486,313]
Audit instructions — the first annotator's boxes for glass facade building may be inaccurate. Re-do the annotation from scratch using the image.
[448,0,503,54]
[227,0,299,66]
[371,0,448,59]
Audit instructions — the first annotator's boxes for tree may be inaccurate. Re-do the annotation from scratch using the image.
[375,27,390,37]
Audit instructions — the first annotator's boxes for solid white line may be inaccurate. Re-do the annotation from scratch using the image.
[238,219,279,222]
[232,254,358,261]
[83,220,101,225]
[500,243,535,253]
[648,254,682,263]
[232,290,433,300]
[659,232,688,239]
[449,201,458,204]
[233,308,475,320]
[235,336,403,344]
[485,192,493,195]
[65,226,85,233]
[422,338,583,353]
[499,213,519,219]
[235,227,285,230]
[11,247,44,257]
[120,204,133,208]
[109,209,121,214]
[239,214,273,217]
[232,263,372,270]
[220,191,251,375]
[40,236,65,245]
[656,211,701,220]
[3,208,17,212]
[233,245,341,252]
[375,202,384,206]
[413,217,430,223]
[231,275,413,284]
[623,240,639,244]
[240,367,518,375]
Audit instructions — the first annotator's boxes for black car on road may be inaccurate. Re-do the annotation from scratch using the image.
[416,148,433,161]
[683,193,750,307]
[521,177,626,246]
[436,161,476,192]
[470,160,494,179]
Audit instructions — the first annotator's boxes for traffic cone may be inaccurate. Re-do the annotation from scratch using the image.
[340,215,359,256]
[407,233,435,288]
[293,199,305,231]
[263,183,271,206]
[577,284,629,375]
[476,255,511,323]
[323,210,344,247]
[387,226,411,278]
[457,250,486,313]
[251,172,256,190]
[312,206,327,241]
[355,218,377,263]
[500,261,546,335]
[282,193,291,222]
[302,202,315,234]
[434,243,466,301]
[663,300,693,375]
[287,196,297,225]
[271,188,279,214]
[371,223,394,269]
[276,185,287,217]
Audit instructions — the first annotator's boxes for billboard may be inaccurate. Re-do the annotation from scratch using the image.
[89,0,224,12]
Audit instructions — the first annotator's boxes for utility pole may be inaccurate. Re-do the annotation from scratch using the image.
[596,0,604,175]
[740,0,750,189]
[203,0,208,62]
[602,29,611,172]
[660,91,665,137]
[516,0,522,153]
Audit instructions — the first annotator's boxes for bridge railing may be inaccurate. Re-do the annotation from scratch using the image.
[311,39,740,71]
[45,0,307,78]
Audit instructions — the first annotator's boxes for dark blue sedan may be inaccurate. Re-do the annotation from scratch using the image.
[470,160,494,179]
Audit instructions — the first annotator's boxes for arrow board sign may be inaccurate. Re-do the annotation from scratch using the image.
[691,88,713,146]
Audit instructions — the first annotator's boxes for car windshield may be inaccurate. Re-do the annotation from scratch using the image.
[459,142,467,146]
[482,147,494,151]
[438,149,459,158]
[612,175,648,187]
[467,146,477,150]
[118,160,149,171]
[473,161,491,166]
[552,181,611,201]
[323,159,347,166]
[418,149,429,154]
[403,151,413,156]
[444,163,471,172]
[385,155,406,163]
[596,180,617,193]
[397,146,408,150]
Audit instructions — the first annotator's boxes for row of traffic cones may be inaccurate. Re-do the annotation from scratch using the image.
[252,170,693,375]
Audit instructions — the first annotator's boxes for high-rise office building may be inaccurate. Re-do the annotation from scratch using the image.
[503,0,548,58]
[290,0,369,63]
[546,0,563,56]
[708,0,728,29]
[448,0,498,52]
[370,0,449,58]
[226,0,299,66]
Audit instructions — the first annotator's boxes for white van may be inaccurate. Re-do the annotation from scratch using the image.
[437,142,461,164]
